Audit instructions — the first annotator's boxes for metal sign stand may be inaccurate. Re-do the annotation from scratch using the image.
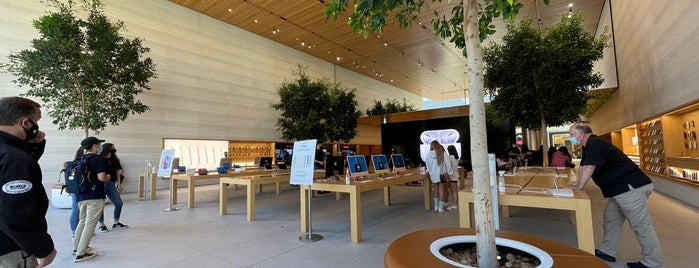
[163,174,180,212]
[299,184,322,242]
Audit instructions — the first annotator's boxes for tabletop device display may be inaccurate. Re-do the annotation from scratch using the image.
[371,155,389,174]
[171,157,180,172]
[324,155,345,178]
[391,154,406,172]
[258,157,273,169]
[347,155,369,178]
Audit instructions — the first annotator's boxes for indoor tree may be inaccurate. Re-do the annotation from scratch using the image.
[272,65,361,143]
[324,0,548,266]
[365,98,416,116]
[483,14,609,165]
[2,0,156,137]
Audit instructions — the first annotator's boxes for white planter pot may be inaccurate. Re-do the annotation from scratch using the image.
[429,235,554,268]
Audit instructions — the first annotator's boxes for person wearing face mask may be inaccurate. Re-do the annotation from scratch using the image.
[96,143,128,232]
[568,123,661,268]
[0,96,57,267]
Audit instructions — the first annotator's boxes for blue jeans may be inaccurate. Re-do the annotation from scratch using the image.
[70,193,79,234]
[99,180,124,224]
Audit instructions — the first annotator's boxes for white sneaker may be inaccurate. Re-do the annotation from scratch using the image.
[433,198,439,212]
[447,204,458,211]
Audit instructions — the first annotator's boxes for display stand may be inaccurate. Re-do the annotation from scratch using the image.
[141,160,152,201]
[299,184,322,242]
[157,149,180,212]
[163,177,180,212]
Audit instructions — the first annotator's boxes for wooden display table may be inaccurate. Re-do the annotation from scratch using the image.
[385,227,609,268]
[171,169,285,208]
[458,167,595,254]
[300,171,430,243]
[219,173,291,221]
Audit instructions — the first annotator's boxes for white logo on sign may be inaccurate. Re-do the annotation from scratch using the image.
[2,180,33,194]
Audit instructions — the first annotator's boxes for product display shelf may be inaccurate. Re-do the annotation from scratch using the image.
[661,105,699,186]
[639,118,666,176]
[228,141,275,164]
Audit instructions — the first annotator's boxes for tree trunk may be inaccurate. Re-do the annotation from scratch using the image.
[463,0,497,267]
[540,115,549,167]
[83,126,89,138]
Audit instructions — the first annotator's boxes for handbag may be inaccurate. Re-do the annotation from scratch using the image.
[439,173,448,183]
[438,157,448,183]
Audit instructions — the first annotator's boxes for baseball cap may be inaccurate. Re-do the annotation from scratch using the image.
[80,137,105,148]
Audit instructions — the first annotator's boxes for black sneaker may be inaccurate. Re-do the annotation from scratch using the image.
[112,222,129,228]
[626,262,650,268]
[74,252,97,262]
[98,225,109,233]
[595,249,616,262]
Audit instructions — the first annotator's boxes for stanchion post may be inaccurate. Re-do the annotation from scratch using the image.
[299,183,322,242]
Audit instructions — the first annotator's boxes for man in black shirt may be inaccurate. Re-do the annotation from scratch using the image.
[569,123,661,268]
[0,96,56,267]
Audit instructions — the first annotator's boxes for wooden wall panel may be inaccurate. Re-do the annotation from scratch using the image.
[589,0,699,134]
[0,0,421,192]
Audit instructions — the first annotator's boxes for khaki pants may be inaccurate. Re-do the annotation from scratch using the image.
[73,199,105,256]
[598,183,662,268]
[0,250,38,268]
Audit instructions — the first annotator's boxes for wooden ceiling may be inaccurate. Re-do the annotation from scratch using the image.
[169,0,605,102]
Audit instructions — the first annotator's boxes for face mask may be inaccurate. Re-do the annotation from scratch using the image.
[98,147,104,154]
[23,119,39,142]
[569,136,580,145]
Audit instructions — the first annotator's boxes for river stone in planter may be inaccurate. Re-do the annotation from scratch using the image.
[430,236,553,268]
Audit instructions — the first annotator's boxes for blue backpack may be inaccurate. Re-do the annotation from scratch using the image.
[63,154,96,194]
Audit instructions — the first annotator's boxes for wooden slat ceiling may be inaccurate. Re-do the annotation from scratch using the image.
[169,0,605,102]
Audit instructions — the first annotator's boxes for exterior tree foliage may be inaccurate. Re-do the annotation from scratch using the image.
[272,66,361,143]
[324,1,548,266]
[484,14,608,130]
[3,0,156,137]
[365,98,415,116]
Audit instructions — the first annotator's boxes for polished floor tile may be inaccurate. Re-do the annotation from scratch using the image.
[43,179,698,267]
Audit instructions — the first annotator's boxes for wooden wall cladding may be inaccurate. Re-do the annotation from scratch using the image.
[0,0,420,191]
[589,0,699,134]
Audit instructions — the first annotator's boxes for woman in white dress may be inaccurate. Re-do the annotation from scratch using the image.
[426,140,451,212]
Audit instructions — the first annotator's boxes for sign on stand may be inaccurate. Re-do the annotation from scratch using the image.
[291,139,322,242]
[157,149,176,177]
[158,149,179,212]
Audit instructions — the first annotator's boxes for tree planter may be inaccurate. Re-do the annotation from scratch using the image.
[430,236,553,268]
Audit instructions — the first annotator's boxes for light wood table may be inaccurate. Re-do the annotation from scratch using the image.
[300,171,430,243]
[385,227,610,268]
[219,173,291,221]
[171,169,285,208]
[458,167,595,254]
[137,173,157,200]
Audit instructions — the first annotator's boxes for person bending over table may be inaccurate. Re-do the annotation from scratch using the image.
[568,123,661,268]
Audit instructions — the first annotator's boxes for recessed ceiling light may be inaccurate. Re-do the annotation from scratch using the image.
[254,19,258,23]
[228,8,232,12]
[336,56,342,61]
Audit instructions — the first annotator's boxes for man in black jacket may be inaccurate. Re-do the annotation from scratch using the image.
[0,96,56,267]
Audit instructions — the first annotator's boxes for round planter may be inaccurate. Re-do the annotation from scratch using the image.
[429,235,554,268]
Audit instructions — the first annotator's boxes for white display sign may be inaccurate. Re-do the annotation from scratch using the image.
[290,139,316,185]
[157,149,176,177]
